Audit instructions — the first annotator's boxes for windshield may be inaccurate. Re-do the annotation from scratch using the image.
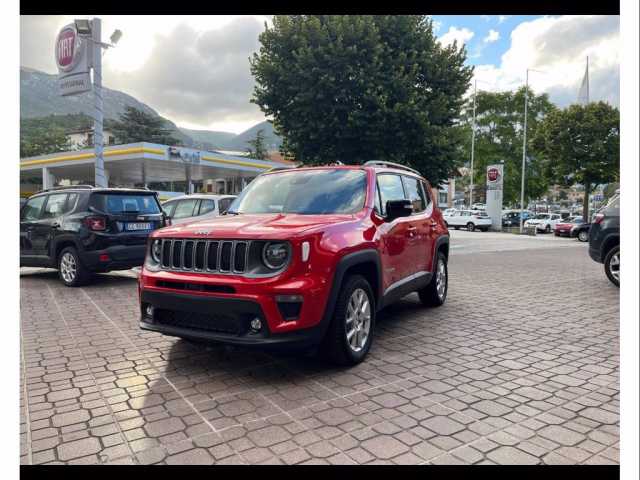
[228,169,367,215]
[534,214,550,219]
[90,193,161,214]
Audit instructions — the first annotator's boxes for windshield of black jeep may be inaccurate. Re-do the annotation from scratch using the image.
[228,169,367,215]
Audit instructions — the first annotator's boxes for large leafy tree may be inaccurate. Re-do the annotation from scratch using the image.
[245,129,269,159]
[458,87,556,206]
[533,101,619,221]
[110,106,182,145]
[250,15,473,184]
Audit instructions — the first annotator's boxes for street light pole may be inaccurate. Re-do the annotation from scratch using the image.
[519,70,529,234]
[470,80,477,209]
[92,18,107,188]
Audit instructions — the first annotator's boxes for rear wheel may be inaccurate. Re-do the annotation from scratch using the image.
[466,222,475,232]
[545,225,551,233]
[578,230,589,242]
[321,275,375,366]
[604,245,620,287]
[418,252,448,307]
[58,247,91,287]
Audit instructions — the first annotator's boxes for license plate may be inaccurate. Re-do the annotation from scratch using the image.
[126,222,152,231]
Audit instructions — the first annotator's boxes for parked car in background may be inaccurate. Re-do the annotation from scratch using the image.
[524,213,563,233]
[444,210,492,231]
[554,216,585,237]
[162,194,237,226]
[471,203,486,211]
[139,162,450,365]
[502,210,533,227]
[443,208,457,216]
[571,221,591,242]
[589,193,620,287]
[20,186,167,286]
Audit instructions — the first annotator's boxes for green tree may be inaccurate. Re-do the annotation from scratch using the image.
[533,102,619,222]
[110,106,182,145]
[250,15,473,184]
[458,87,556,206]
[20,125,70,157]
[245,129,269,160]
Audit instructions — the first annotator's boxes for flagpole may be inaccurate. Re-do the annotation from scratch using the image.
[586,56,589,104]
[470,80,477,209]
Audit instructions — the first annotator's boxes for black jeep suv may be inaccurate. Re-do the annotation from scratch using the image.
[588,192,620,287]
[20,186,167,286]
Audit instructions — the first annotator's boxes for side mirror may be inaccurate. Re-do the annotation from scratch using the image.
[385,199,412,222]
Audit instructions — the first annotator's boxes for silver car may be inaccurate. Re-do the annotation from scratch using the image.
[161,194,237,226]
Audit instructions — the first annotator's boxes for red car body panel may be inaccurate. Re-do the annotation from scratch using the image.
[138,166,449,347]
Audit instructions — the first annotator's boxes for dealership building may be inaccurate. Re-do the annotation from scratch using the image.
[20,143,292,201]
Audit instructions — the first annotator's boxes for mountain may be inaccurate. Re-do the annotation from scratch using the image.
[20,66,282,151]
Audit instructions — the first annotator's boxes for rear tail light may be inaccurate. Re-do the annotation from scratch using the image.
[85,216,106,231]
[593,213,605,224]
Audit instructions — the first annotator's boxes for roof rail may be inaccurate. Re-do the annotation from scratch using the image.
[363,160,420,175]
[40,185,94,193]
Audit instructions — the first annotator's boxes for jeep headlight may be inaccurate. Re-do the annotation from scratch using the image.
[262,242,290,270]
[151,239,162,263]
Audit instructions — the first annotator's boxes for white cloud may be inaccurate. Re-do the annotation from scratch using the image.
[498,16,510,24]
[484,29,500,43]
[481,15,491,22]
[438,26,475,48]
[472,15,619,107]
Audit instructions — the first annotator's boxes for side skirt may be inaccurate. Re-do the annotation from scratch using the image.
[379,271,432,309]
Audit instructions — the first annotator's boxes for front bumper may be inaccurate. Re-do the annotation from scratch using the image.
[139,288,325,350]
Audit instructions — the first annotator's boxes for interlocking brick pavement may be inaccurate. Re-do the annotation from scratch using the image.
[20,242,619,465]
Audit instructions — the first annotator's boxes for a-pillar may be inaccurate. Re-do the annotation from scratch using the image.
[42,167,55,189]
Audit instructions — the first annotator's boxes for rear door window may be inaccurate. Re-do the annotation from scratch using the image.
[198,199,216,215]
[21,196,46,221]
[91,193,161,214]
[41,193,68,219]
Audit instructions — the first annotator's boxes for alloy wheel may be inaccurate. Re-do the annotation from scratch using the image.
[578,231,588,242]
[60,252,77,283]
[608,251,620,283]
[345,288,371,353]
[436,258,447,300]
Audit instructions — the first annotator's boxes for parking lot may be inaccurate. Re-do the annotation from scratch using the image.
[20,231,619,465]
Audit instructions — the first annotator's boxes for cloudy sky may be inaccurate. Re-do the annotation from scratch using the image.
[20,15,619,134]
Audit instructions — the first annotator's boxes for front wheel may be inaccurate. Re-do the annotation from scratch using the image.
[604,246,620,287]
[578,231,589,242]
[545,225,551,233]
[466,222,475,232]
[321,275,375,366]
[418,252,448,307]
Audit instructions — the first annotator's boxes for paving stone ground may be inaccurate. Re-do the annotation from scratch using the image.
[20,237,619,465]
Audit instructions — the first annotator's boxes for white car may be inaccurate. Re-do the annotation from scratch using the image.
[443,208,457,216]
[162,194,237,226]
[444,210,492,232]
[524,213,563,233]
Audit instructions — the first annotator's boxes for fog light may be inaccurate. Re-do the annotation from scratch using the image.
[145,305,154,317]
[250,318,262,332]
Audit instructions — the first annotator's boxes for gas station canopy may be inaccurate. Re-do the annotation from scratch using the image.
[20,142,292,197]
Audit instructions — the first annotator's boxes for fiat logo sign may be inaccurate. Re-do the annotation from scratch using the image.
[487,167,500,182]
[55,27,80,72]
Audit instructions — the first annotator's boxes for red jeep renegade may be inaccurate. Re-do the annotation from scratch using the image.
[139,161,450,365]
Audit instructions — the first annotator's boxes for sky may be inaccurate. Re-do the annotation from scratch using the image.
[20,15,620,134]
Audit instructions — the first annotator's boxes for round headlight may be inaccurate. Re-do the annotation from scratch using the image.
[262,242,289,270]
[151,239,162,263]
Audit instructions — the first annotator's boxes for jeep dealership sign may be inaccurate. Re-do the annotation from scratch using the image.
[55,24,91,96]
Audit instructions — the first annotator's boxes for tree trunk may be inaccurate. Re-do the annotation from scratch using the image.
[582,182,591,223]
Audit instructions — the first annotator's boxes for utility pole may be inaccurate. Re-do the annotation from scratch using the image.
[470,80,477,209]
[519,70,529,234]
[92,18,107,188]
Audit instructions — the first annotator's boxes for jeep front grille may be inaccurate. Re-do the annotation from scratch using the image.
[158,239,249,274]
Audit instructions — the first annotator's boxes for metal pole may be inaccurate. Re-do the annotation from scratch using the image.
[470,80,477,209]
[586,56,589,104]
[519,70,529,234]
[92,18,107,188]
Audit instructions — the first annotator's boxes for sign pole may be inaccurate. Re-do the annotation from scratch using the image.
[92,18,107,188]
[519,69,529,234]
[469,80,477,209]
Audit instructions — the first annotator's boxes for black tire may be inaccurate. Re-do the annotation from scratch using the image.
[453,226,459,230]
[578,230,589,242]
[603,245,620,287]
[466,222,475,232]
[482,228,489,232]
[321,275,375,366]
[545,225,551,233]
[58,246,91,287]
[418,252,448,307]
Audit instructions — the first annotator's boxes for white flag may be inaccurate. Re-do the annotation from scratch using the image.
[577,58,589,105]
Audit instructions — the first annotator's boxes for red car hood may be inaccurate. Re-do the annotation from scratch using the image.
[555,222,573,229]
[154,213,358,240]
